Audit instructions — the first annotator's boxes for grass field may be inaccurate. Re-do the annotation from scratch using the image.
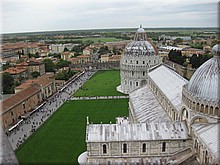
[16,99,128,165]
[73,70,126,97]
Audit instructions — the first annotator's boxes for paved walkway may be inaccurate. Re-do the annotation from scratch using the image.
[6,70,96,150]
[71,95,128,100]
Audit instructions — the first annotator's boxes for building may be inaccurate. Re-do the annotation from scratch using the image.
[16,60,46,76]
[61,51,74,60]
[4,67,29,82]
[76,55,91,63]
[0,85,42,129]
[105,41,130,51]
[83,47,93,56]
[79,28,220,164]
[49,44,65,54]
[15,73,56,100]
[118,26,161,94]
[100,54,122,63]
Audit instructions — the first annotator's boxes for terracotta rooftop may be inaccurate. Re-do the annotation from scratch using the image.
[1,86,40,114]
[4,67,28,75]
[15,76,53,91]
[62,51,72,55]
[77,55,90,58]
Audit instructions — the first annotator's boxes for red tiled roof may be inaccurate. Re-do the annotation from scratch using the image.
[15,74,54,91]
[1,86,40,114]
[4,67,28,75]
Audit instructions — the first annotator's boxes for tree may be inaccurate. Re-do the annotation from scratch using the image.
[174,38,183,45]
[55,71,69,81]
[190,54,200,68]
[98,46,110,55]
[43,59,55,72]
[2,72,14,94]
[56,59,71,69]
[64,47,69,52]
[31,71,40,79]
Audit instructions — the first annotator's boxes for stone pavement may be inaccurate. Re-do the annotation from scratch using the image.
[6,70,96,151]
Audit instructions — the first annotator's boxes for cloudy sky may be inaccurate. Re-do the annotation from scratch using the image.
[1,0,218,33]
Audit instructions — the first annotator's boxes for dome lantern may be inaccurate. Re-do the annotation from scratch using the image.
[212,43,220,57]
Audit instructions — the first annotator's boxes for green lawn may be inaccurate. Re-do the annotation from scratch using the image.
[16,99,128,165]
[74,70,125,97]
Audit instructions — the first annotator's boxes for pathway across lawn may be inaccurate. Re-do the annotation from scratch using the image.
[16,99,128,165]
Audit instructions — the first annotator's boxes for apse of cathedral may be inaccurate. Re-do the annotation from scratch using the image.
[78,27,220,165]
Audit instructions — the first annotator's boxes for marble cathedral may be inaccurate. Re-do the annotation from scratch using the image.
[79,26,220,165]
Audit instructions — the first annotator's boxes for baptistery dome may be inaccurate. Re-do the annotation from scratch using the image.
[119,25,161,94]
[187,44,220,101]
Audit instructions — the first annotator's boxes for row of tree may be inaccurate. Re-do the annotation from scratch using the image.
[55,70,78,81]
[43,59,71,72]
[168,49,213,68]
[168,50,186,65]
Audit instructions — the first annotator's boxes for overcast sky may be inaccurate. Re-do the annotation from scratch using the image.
[1,0,218,33]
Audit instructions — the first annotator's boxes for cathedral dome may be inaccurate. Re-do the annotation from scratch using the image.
[187,44,220,101]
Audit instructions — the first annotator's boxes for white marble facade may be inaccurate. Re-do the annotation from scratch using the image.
[119,26,161,94]
[79,27,220,164]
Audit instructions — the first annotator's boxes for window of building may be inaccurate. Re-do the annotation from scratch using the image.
[162,142,166,152]
[186,110,188,119]
[136,61,138,64]
[11,111,14,117]
[142,143,146,152]
[132,71,134,76]
[22,102,25,109]
[143,71,145,76]
[125,60,127,63]
[103,144,107,154]
[130,60,132,64]
[123,143,127,153]
[136,82,138,86]
[143,61,145,64]
[130,81,132,86]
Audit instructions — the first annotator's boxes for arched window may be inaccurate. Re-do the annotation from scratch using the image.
[210,106,214,115]
[136,61,138,64]
[143,61,145,64]
[123,143,127,153]
[143,71,145,76]
[186,110,188,119]
[142,143,146,152]
[130,60,132,64]
[162,142,166,152]
[136,82,139,86]
[103,144,107,154]
[132,71,134,76]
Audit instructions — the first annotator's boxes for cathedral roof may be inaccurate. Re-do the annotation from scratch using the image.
[148,65,188,113]
[129,85,171,123]
[192,123,220,162]
[86,122,188,142]
[187,44,220,102]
